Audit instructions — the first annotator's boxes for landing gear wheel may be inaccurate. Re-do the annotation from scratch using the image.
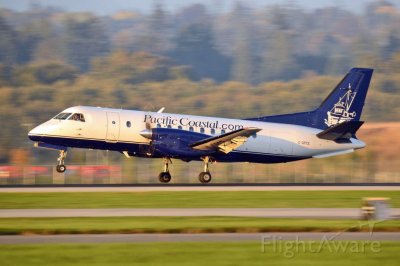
[199,172,212,183]
[159,172,172,183]
[199,156,212,183]
[56,164,66,173]
[159,157,172,183]
[56,150,68,173]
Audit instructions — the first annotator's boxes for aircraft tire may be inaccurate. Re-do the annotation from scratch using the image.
[198,172,212,183]
[158,172,172,183]
[56,164,66,173]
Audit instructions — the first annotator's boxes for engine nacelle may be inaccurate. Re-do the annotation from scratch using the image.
[151,128,213,158]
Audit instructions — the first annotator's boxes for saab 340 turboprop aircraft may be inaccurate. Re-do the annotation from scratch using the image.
[28,68,373,183]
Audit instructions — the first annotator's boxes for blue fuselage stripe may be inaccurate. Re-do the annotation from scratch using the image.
[28,134,309,163]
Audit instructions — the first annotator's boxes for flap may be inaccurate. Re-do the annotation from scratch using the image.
[317,121,364,141]
[190,127,261,154]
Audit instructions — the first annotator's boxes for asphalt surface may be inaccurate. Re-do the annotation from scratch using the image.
[1,208,400,219]
[0,232,399,244]
[1,184,399,192]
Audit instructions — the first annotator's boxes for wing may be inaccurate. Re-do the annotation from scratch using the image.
[190,127,261,154]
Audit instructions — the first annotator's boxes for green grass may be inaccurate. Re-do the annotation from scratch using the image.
[1,242,399,266]
[0,217,399,235]
[0,191,399,209]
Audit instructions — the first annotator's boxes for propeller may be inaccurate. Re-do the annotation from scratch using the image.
[139,107,165,155]
[140,118,153,139]
[138,117,156,156]
[140,107,164,139]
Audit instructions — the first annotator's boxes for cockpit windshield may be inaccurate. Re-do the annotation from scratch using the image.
[69,113,85,122]
[53,112,72,120]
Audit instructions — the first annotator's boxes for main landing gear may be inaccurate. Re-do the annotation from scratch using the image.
[157,156,213,184]
[198,156,212,184]
[56,150,67,173]
[158,157,172,183]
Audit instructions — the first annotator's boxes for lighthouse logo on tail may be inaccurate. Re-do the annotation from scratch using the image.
[324,83,357,127]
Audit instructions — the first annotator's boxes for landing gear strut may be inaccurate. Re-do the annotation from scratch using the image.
[56,150,67,173]
[158,157,172,183]
[199,156,212,183]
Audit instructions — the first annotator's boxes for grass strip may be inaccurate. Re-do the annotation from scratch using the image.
[1,242,399,266]
[0,191,399,209]
[0,217,399,235]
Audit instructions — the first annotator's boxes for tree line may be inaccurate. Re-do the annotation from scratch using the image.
[1,1,399,83]
[0,0,400,163]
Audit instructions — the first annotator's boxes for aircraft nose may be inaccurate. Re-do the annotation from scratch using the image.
[28,124,45,141]
[29,125,41,136]
[28,120,60,141]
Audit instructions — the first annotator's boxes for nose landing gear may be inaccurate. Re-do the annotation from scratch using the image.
[56,150,67,173]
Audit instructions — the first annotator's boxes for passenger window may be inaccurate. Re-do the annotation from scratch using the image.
[157,124,161,128]
[126,121,131,128]
[211,128,215,135]
[167,125,172,128]
[221,129,225,134]
[69,113,85,122]
[189,126,194,132]
[200,128,205,134]
[178,125,182,130]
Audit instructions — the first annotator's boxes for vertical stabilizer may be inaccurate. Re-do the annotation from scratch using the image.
[246,68,373,130]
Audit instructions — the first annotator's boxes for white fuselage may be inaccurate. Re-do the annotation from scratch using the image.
[28,106,365,162]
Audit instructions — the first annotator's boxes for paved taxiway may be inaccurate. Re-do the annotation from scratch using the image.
[1,208,400,219]
[0,184,399,192]
[0,232,399,244]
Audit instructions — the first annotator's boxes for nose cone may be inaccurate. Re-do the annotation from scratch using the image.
[28,125,45,141]
[28,126,41,136]
[28,120,58,140]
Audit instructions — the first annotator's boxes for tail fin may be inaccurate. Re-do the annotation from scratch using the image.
[246,68,373,130]
[316,68,373,129]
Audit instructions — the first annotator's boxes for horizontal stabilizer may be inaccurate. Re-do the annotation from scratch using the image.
[317,121,364,141]
[190,127,261,154]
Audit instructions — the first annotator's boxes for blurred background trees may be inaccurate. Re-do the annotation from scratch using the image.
[0,0,400,163]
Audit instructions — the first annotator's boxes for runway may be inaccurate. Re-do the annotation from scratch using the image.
[1,184,399,192]
[0,232,399,244]
[2,208,400,219]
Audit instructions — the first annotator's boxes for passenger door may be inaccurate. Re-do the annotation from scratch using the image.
[106,112,120,142]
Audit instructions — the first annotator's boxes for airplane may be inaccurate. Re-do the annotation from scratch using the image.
[28,68,373,183]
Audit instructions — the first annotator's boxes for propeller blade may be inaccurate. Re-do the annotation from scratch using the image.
[146,121,152,130]
[141,115,153,139]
